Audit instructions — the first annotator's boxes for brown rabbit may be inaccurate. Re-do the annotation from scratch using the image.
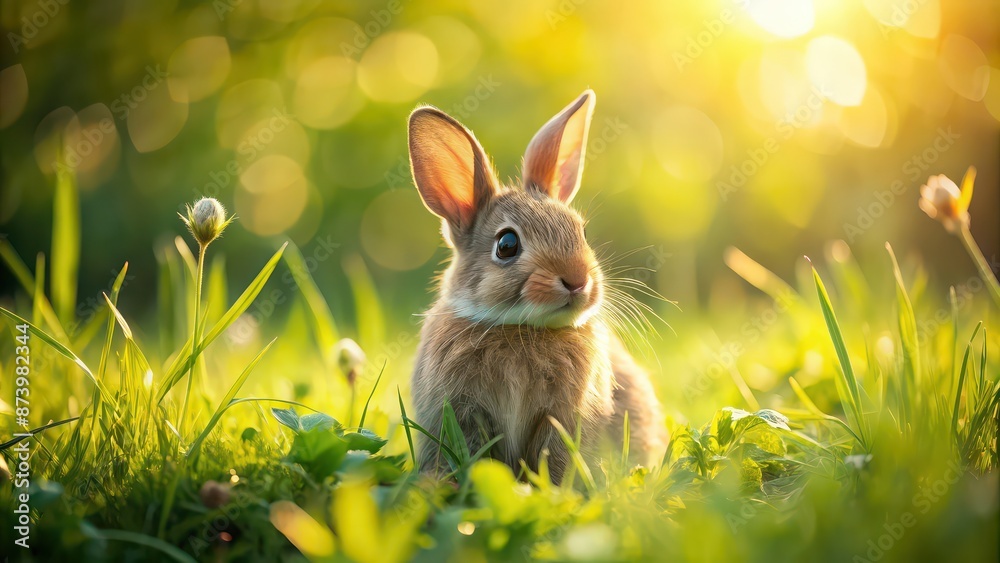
[408,90,666,484]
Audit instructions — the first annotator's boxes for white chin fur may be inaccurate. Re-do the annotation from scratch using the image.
[449,297,599,328]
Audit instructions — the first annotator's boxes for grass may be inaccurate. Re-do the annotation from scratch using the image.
[0,202,998,562]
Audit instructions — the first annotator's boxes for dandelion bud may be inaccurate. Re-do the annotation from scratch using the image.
[180,197,232,247]
[918,168,974,234]
[333,338,366,385]
[199,479,231,509]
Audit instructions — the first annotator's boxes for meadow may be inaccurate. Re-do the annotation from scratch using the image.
[1,177,997,561]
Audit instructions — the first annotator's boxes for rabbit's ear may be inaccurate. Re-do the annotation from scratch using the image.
[522,90,595,204]
[409,107,499,234]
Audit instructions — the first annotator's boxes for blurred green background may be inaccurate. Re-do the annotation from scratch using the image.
[1,0,997,356]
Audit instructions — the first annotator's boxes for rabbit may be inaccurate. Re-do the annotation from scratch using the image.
[408,90,666,485]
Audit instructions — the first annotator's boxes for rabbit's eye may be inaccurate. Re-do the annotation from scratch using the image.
[495,230,520,260]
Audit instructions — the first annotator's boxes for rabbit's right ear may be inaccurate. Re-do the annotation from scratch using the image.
[408,107,499,235]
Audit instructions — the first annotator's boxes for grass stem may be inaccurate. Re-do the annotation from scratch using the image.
[179,243,207,434]
[959,224,1000,308]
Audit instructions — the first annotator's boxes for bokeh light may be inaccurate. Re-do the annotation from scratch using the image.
[747,0,815,38]
[360,189,439,271]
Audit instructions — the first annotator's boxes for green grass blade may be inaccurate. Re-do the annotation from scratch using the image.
[88,529,196,563]
[98,263,129,387]
[205,254,228,327]
[0,417,80,450]
[156,243,287,403]
[187,337,277,458]
[951,322,983,439]
[809,262,867,450]
[0,238,68,341]
[621,410,630,467]
[156,244,180,354]
[0,307,115,406]
[283,240,339,363]
[51,166,80,325]
[397,386,416,465]
[789,376,866,447]
[358,362,384,429]
[401,414,460,468]
[173,235,198,281]
[344,254,385,351]
[441,399,470,463]
[548,416,596,491]
[32,253,45,326]
[470,434,505,464]
[887,244,919,426]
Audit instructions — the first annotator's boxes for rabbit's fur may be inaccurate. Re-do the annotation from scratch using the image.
[408,90,665,483]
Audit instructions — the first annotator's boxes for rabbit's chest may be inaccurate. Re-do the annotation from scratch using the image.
[461,330,610,453]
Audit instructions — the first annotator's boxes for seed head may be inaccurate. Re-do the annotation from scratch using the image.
[199,479,232,509]
[180,197,233,246]
[333,338,366,385]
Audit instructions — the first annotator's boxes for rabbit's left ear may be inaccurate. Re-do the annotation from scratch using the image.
[522,90,596,204]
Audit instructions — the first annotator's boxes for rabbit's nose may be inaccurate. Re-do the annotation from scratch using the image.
[561,275,589,294]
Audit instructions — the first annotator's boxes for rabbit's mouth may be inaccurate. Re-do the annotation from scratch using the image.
[521,280,602,328]
[448,282,601,329]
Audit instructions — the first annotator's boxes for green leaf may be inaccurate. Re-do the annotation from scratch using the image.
[343,429,388,453]
[301,412,341,433]
[272,407,302,432]
[286,428,350,480]
[753,409,791,431]
[470,460,522,524]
